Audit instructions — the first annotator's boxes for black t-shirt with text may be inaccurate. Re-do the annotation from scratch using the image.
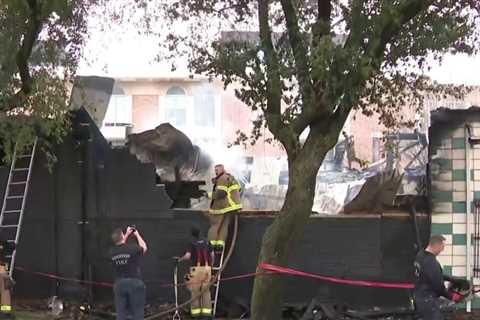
[109,244,143,280]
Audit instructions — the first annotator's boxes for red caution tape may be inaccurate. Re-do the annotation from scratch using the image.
[13,266,267,289]
[258,263,414,289]
[14,264,414,290]
[14,266,113,288]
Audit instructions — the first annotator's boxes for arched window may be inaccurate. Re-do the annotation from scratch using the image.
[167,87,186,95]
[165,86,187,127]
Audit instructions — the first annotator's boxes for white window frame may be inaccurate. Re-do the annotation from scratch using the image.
[103,95,133,126]
[158,90,222,146]
[159,94,192,131]
[163,93,191,129]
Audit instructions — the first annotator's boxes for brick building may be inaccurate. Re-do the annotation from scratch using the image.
[95,76,480,197]
[429,108,480,310]
[350,89,480,164]
[99,77,282,155]
[80,77,480,307]
[95,77,287,187]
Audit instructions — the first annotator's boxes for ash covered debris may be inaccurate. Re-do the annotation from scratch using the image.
[127,123,212,182]
[127,124,213,208]
[69,75,428,212]
[241,131,428,214]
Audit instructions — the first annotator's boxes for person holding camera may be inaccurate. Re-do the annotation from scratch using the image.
[110,226,148,320]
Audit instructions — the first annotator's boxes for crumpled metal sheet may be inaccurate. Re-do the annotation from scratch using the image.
[238,132,427,214]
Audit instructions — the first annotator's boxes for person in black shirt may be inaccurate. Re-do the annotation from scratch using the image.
[175,227,214,318]
[110,226,148,320]
[413,235,461,320]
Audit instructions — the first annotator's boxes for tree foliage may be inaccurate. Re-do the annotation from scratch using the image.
[134,1,479,154]
[1,0,480,318]
[0,0,97,162]
[127,1,480,319]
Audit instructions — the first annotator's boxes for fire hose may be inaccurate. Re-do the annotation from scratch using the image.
[15,253,480,318]
[14,213,480,318]
[145,212,240,320]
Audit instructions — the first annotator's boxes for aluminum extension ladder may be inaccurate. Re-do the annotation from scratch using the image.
[211,245,226,317]
[0,139,37,277]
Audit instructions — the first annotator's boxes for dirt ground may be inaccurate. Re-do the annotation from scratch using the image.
[449,311,480,320]
[10,299,480,320]
[13,299,177,320]
[11,310,480,320]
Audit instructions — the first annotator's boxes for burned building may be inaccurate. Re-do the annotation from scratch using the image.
[0,78,435,315]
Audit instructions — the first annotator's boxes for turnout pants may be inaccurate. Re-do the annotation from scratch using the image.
[113,278,146,320]
[186,266,212,317]
[207,210,237,248]
[414,293,443,320]
[0,265,12,317]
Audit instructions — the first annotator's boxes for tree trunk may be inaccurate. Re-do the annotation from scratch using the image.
[250,150,326,320]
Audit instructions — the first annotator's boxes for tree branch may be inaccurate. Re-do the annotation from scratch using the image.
[312,0,331,48]
[341,0,371,62]
[16,0,44,95]
[298,104,350,170]
[338,0,434,117]
[258,0,298,154]
[279,0,334,139]
[289,90,328,134]
[279,0,314,110]
[367,0,435,61]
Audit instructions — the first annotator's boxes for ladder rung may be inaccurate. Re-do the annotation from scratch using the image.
[6,195,24,199]
[10,181,27,185]
[212,267,221,271]
[3,210,21,214]
[1,141,35,280]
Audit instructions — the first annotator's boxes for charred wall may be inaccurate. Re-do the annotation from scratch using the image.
[0,109,430,310]
[1,109,174,299]
[219,214,429,310]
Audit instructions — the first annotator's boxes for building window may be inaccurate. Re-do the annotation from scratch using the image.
[194,93,215,127]
[103,95,132,126]
[160,85,221,148]
[165,87,187,127]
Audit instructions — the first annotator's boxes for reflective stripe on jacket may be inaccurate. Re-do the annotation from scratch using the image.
[209,173,242,214]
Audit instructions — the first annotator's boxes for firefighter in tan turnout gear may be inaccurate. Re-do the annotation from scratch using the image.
[175,227,215,318]
[207,164,242,249]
